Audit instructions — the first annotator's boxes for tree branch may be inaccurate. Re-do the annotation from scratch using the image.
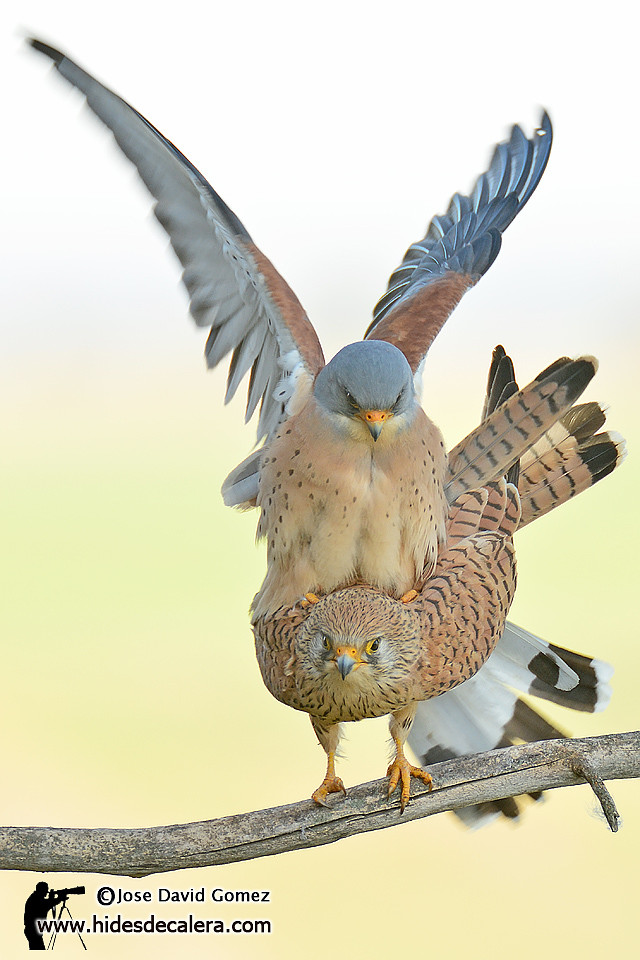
[1,732,638,878]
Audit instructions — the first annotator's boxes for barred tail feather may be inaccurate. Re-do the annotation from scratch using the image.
[481,344,518,422]
[446,490,490,542]
[421,347,621,826]
[518,423,626,526]
[456,347,626,524]
[445,356,597,502]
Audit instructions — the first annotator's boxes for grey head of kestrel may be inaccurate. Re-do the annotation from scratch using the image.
[313,340,416,442]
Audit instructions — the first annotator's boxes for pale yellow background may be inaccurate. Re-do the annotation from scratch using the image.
[1,1,639,957]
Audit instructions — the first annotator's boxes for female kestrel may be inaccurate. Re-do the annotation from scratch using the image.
[256,476,521,809]
[30,40,553,619]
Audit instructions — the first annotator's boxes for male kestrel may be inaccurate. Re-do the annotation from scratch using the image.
[254,349,624,808]
[30,40,553,620]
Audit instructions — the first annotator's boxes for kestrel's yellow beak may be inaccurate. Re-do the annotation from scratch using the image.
[334,645,362,679]
[360,409,393,441]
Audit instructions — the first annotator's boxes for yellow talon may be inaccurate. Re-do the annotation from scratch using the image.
[312,750,346,805]
[400,589,419,604]
[312,775,347,806]
[302,592,321,607]
[387,738,433,811]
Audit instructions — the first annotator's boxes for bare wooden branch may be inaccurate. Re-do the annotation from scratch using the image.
[566,753,621,832]
[1,732,638,878]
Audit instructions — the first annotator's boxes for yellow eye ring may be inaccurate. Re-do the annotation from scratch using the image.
[322,636,331,651]
[366,638,380,655]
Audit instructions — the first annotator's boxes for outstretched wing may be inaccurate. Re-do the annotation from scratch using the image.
[30,39,325,452]
[365,113,552,371]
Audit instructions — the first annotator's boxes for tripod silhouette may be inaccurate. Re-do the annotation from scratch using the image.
[48,894,87,951]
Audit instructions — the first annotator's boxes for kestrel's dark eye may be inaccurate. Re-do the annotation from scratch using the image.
[394,391,403,407]
[322,636,331,651]
[366,638,380,655]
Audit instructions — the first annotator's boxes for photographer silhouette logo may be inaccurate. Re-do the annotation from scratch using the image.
[23,881,86,950]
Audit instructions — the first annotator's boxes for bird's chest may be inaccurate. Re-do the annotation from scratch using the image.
[258,429,396,543]
[280,662,418,722]
[256,406,447,595]
[256,425,372,545]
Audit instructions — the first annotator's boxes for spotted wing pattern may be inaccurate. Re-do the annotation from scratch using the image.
[254,346,624,817]
[404,478,520,700]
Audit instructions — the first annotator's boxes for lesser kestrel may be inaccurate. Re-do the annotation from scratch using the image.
[30,40,553,620]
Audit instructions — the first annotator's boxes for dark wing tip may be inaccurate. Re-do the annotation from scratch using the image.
[539,109,553,139]
[29,38,65,63]
[28,35,319,449]
[515,108,553,212]
[532,356,597,413]
[466,227,503,281]
[482,345,520,486]
[484,344,518,417]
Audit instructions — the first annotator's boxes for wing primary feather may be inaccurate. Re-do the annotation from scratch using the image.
[29,37,324,457]
[225,324,267,404]
[366,112,552,370]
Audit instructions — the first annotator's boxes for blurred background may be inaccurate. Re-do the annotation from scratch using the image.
[1,0,638,956]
